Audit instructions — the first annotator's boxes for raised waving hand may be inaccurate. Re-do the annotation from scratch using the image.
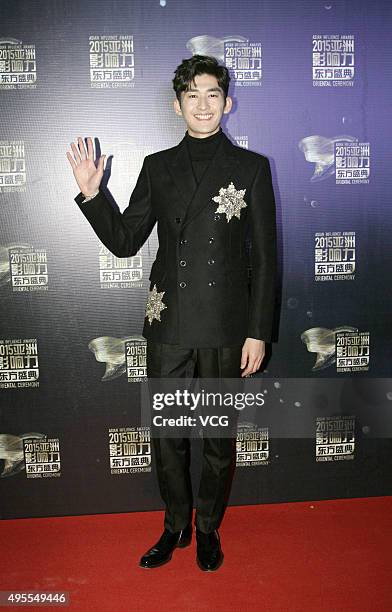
[66,136,106,197]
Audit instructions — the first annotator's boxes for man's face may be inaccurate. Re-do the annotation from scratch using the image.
[174,73,232,138]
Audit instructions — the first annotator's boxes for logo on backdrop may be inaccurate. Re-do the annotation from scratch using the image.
[88,335,147,382]
[236,422,269,467]
[99,245,143,289]
[0,338,39,389]
[316,416,355,462]
[224,40,262,86]
[6,246,48,292]
[24,437,61,478]
[0,140,26,192]
[186,35,262,86]
[336,330,370,373]
[89,35,135,88]
[234,135,249,149]
[314,231,355,281]
[301,327,370,372]
[0,38,37,89]
[299,135,370,184]
[125,338,147,381]
[335,141,370,184]
[109,426,151,474]
[312,34,354,87]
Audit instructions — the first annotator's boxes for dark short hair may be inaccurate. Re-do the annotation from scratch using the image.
[172,55,230,103]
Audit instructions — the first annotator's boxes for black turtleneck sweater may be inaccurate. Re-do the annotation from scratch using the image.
[185,127,223,185]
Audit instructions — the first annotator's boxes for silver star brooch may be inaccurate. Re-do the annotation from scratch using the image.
[145,284,167,324]
[212,181,247,222]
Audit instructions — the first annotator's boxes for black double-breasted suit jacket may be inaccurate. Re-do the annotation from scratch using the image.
[75,130,277,349]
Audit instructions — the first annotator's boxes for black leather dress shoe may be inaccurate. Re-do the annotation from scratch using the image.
[139,524,192,569]
[196,528,224,571]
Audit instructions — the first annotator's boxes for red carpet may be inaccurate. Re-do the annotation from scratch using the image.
[1,497,391,611]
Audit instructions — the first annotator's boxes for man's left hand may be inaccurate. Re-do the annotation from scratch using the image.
[240,338,265,377]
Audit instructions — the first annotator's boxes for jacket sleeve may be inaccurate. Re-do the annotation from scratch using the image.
[247,157,277,343]
[74,156,156,257]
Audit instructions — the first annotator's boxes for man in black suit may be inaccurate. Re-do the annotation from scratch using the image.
[67,55,277,572]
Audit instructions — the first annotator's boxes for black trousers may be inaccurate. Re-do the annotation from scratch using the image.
[147,340,243,534]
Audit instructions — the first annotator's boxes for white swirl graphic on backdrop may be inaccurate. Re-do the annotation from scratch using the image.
[301,326,358,371]
[0,37,22,45]
[298,135,357,182]
[186,35,248,62]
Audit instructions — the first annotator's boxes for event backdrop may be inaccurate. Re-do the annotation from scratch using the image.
[1,0,391,519]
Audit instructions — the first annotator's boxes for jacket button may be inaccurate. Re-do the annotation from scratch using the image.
[179,281,187,288]
[208,280,216,287]
[180,238,188,245]
[175,217,181,223]
[208,237,214,243]
[207,259,215,265]
[179,260,186,267]
[213,214,220,221]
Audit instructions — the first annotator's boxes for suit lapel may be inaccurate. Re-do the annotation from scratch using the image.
[165,131,240,229]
